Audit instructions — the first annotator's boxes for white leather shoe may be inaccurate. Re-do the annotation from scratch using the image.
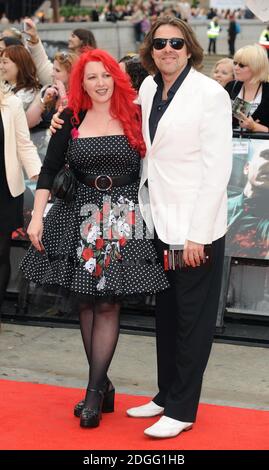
[126,401,164,418]
[144,416,193,438]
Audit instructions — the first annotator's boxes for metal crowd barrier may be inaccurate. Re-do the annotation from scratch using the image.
[5,130,269,335]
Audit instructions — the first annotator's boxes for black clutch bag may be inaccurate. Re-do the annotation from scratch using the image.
[52,162,77,203]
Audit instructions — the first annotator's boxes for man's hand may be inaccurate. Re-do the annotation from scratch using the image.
[183,240,204,267]
[49,106,64,134]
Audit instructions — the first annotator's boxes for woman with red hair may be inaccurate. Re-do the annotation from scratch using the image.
[20,49,169,429]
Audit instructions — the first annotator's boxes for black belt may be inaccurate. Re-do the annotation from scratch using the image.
[74,170,139,191]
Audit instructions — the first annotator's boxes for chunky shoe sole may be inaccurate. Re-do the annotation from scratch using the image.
[74,388,115,417]
[80,414,101,428]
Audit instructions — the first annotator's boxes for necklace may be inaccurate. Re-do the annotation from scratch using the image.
[242,83,262,102]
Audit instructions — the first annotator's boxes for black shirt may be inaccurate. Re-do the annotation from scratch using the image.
[149,64,191,143]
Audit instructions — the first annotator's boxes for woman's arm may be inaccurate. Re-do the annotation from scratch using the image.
[251,82,269,131]
[26,85,59,129]
[24,18,53,86]
[25,92,45,128]
[12,96,41,179]
[238,113,269,133]
[27,189,50,251]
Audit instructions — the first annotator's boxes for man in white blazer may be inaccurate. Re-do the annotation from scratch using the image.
[127,17,233,438]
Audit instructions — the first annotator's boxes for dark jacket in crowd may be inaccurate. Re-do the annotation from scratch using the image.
[225,80,269,129]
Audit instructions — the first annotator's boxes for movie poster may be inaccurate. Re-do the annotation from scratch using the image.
[226,138,269,259]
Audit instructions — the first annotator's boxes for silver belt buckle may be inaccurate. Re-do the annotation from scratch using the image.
[94,175,112,191]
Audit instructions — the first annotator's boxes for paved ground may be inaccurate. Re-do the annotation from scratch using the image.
[1,323,269,411]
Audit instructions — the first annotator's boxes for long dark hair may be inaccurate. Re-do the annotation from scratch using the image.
[72,28,97,49]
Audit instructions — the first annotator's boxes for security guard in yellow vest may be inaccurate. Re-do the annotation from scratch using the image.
[207,17,221,54]
[259,25,269,58]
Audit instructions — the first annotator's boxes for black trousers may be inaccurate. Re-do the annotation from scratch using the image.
[208,38,216,54]
[153,235,225,422]
[228,37,236,57]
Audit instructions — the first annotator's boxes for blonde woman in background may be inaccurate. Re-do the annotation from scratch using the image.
[27,50,78,128]
[41,50,78,107]
[0,86,41,325]
[226,44,269,132]
[212,57,234,87]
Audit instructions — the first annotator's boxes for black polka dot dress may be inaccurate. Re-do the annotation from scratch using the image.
[20,135,169,299]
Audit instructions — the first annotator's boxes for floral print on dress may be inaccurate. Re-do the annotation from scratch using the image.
[77,195,136,290]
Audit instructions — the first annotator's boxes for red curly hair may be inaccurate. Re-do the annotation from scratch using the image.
[68,48,145,157]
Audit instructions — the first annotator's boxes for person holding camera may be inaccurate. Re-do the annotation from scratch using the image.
[23,18,96,87]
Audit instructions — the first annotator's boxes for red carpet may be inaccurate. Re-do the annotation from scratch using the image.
[1,379,268,450]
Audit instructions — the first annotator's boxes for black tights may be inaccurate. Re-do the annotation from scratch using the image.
[0,232,11,313]
[78,299,120,409]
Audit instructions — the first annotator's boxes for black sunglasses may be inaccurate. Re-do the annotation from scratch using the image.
[233,61,247,68]
[152,37,185,50]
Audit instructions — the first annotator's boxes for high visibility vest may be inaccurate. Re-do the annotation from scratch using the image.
[207,21,220,39]
[259,29,269,49]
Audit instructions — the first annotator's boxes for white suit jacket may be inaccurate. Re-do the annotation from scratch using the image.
[138,68,233,245]
[1,94,41,197]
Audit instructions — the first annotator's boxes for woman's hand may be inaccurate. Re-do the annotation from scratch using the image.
[49,106,64,134]
[54,80,66,99]
[43,86,58,105]
[238,112,258,131]
[27,217,44,252]
[22,18,39,45]
[54,81,68,107]
[183,240,205,267]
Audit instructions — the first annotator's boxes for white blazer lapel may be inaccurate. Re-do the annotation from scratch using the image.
[142,82,157,150]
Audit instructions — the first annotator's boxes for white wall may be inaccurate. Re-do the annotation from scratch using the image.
[0,19,266,59]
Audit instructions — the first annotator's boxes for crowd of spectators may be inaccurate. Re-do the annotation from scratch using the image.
[0,1,258,27]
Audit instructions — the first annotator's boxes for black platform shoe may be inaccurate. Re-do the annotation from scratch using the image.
[74,380,115,418]
[80,388,104,428]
